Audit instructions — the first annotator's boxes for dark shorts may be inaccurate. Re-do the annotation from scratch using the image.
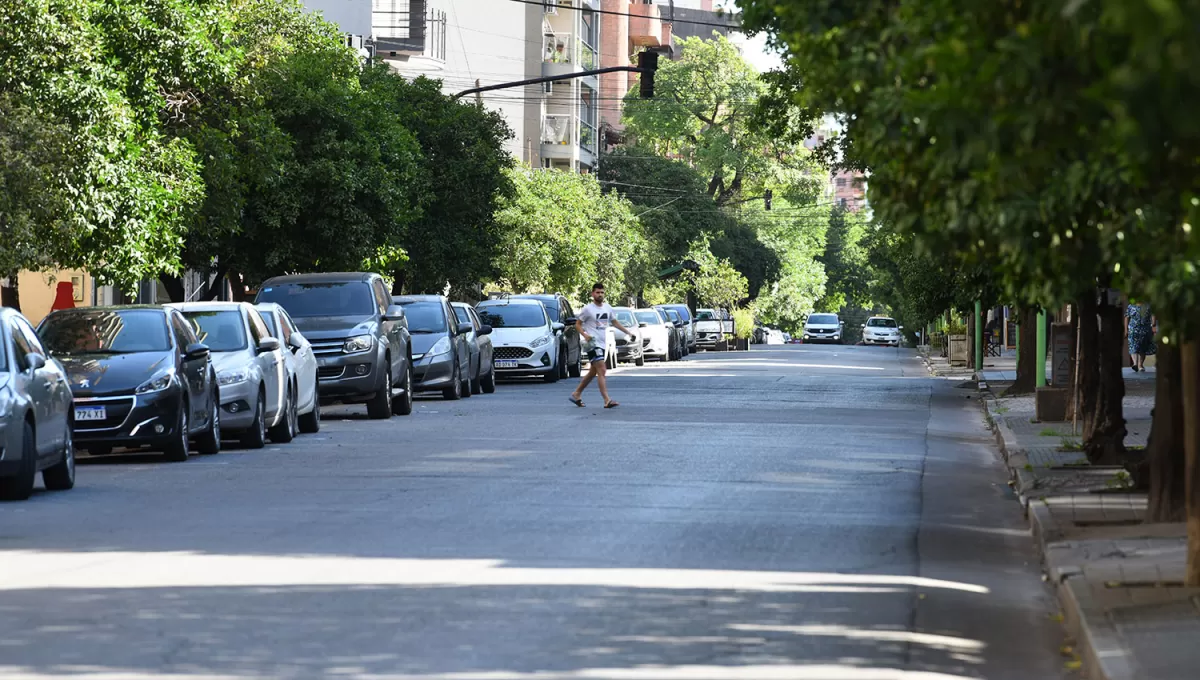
[587,346,607,363]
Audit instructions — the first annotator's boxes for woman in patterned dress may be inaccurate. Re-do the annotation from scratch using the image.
[1125,303,1156,372]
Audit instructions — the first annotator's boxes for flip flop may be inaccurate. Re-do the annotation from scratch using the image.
[604,401,620,409]
[569,396,584,407]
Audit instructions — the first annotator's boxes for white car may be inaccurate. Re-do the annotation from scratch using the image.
[256,302,321,433]
[766,329,785,345]
[862,317,903,347]
[475,298,563,383]
[635,308,674,361]
[169,302,291,447]
[803,313,843,344]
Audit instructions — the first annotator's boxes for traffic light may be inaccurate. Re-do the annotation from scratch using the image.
[764,189,773,210]
[638,51,659,98]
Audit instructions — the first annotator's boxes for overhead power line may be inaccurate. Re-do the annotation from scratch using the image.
[507,0,744,31]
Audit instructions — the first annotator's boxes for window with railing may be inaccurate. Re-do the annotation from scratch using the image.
[544,33,571,63]
[542,115,572,145]
[578,38,596,69]
[373,0,446,60]
[580,122,597,153]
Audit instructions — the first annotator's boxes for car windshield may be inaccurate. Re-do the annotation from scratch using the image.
[665,306,692,322]
[519,297,558,321]
[868,318,898,328]
[40,309,171,354]
[635,310,662,324]
[477,304,545,328]
[452,306,471,325]
[695,310,715,320]
[808,314,839,325]
[183,311,247,352]
[665,309,681,322]
[399,301,448,333]
[257,282,376,318]
[615,310,636,327]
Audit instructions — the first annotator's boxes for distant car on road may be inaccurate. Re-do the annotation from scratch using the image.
[451,302,496,394]
[256,273,412,419]
[256,302,321,433]
[39,306,220,462]
[612,307,644,366]
[862,316,903,347]
[475,298,562,382]
[171,302,291,447]
[694,308,727,350]
[803,313,843,344]
[661,308,689,359]
[395,295,471,400]
[635,308,674,362]
[0,308,75,501]
[656,304,696,352]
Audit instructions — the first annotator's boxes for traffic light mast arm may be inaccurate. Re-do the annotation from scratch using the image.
[454,66,649,99]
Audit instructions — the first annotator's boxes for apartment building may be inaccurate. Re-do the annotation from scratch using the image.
[805,121,868,212]
[538,0,602,172]
[598,1,671,136]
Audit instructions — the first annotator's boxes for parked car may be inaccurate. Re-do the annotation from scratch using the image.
[256,302,321,433]
[612,307,644,366]
[661,307,689,359]
[634,308,674,362]
[802,313,843,344]
[451,302,496,394]
[511,294,582,379]
[766,329,785,345]
[862,316,903,347]
[171,302,291,447]
[475,298,562,382]
[0,308,75,500]
[694,308,726,350]
[38,306,220,462]
[657,304,696,352]
[255,273,412,419]
[394,295,471,400]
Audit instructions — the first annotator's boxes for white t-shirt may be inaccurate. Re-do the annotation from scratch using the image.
[577,302,613,347]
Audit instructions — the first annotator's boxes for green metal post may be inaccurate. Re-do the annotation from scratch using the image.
[1036,309,1047,387]
[974,300,983,372]
[1015,318,1021,364]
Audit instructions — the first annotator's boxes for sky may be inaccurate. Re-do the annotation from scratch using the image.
[714,0,782,73]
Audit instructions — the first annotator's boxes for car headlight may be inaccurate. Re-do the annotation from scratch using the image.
[429,337,452,356]
[136,370,175,394]
[530,334,551,348]
[343,335,374,353]
[217,369,250,386]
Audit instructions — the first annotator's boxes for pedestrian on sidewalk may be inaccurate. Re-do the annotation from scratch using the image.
[569,283,636,409]
[1125,301,1156,372]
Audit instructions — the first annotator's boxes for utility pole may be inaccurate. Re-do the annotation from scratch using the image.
[974,299,983,372]
[1036,308,1048,387]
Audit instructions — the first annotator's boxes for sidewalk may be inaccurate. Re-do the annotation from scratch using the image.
[973,366,1200,680]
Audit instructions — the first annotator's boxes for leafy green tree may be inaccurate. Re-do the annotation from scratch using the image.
[816,205,871,313]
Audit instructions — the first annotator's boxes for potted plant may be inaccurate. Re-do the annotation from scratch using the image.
[731,307,755,350]
[946,320,969,365]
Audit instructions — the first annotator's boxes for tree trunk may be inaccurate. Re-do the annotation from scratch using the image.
[159,274,186,303]
[202,264,228,301]
[227,272,247,302]
[1140,342,1186,520]
[391,270,406,296]
[1078,292,1100,441]
[1,274,21,312]
[1004,307,1039,396]
[1085,290,1127,465]
[1180,340,1200,586]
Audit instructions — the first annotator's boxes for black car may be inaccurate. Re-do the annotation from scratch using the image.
[256,273,413,419]
[38,306,221,462]
[511,294,581,378]
[393,295,471,400]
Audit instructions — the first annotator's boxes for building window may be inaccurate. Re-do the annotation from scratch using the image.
[836,177,848,188]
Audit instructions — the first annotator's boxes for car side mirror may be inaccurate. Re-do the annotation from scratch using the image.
[899,326,905,330]
[477,324,492,336]
[564,317,577,325]
[639,322,648,328]
[27,353,47,371]
[287,334,304,352]
[185,343,210,360]
[456,322,474,336]
[383,305,405,322]
[257,337,280,353]
[552,322,565,333]
[861,324,867,329]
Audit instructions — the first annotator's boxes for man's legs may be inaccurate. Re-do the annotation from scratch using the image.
[595,360,610,405]
[572,360,599,400]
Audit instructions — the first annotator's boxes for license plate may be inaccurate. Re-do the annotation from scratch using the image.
[75,406,107,422]
[494,360,518,369]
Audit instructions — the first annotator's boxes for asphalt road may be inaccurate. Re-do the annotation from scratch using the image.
[0,344,1068,679]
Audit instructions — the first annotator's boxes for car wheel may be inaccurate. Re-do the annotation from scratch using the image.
[567,346,581,378]
[299,377,322,433]
[460,358,472,399]
[269,384,297,443]
[470,359,482,395]
[240,390,268,448]
[443,362,463,400]
[366,362,393,420]
[544,352,561,383]
[635,352,645,367]
[43,424,75,491]
[0,421,38,501]
[481,366,496,394]
[557,344,569,379]
[392,360,413,416]
[163,404,190,462]
[195,390,221,454]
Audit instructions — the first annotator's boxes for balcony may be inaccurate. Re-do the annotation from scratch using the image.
[373,1,447,60]
[541,114,597,167]
[629,2,664,47]
[543,32,598,79]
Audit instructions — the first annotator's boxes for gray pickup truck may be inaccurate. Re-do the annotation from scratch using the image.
[256,273,413,419]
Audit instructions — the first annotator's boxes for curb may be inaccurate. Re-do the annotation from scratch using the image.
[1060,577,1139,680]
